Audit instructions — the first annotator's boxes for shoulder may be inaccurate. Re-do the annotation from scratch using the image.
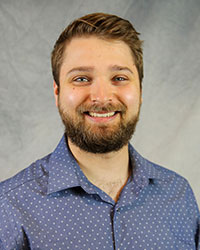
[129,144,198,204]
[148,157,187,182]
[143,156,199,211]
[0,153,51,199]
[130,144,187,183]
[145,156,193,192]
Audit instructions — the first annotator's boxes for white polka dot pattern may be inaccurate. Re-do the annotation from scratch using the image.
[0,135,199,249]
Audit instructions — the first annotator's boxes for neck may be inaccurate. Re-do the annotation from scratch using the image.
[67,138,131,202]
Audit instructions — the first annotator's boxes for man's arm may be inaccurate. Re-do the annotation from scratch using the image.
[186,182,200,250]
[196,216,200,249]
[0,198,28,249]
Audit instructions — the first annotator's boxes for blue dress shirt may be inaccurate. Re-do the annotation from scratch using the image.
[0,135,199,249]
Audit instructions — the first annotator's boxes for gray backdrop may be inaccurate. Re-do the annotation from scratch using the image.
[0,0,199,207]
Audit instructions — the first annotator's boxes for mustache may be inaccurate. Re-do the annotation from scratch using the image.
[77,102,127,114]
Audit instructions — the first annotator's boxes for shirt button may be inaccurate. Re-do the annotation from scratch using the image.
[116,208,120,212]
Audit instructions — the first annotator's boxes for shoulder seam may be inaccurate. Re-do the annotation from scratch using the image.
[0,173,46,199]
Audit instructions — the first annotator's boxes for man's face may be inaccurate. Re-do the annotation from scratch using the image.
[54,36,142,153]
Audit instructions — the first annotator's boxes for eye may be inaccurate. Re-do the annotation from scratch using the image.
[73,76,90,82]
[112,76,128,82]
[72,76,91,86]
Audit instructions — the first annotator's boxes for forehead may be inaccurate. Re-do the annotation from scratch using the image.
[61,36,135,68]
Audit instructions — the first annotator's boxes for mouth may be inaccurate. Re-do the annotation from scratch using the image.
[85,111,119,117]
[83,111,120,122]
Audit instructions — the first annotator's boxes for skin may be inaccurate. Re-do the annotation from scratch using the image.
[54,36,142,202]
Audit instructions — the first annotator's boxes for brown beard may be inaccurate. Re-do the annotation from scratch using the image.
[58,100,141,154]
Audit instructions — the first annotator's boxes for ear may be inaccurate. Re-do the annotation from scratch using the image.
[140,95,143,104]
[140,89,143,104]
[53,81,59,107]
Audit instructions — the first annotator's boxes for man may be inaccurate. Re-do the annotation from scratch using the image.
[0,13,199,249]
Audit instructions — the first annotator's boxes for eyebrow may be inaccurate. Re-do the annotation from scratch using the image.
[109,65,134,74]
[67,65,134,75]
[67,66,94,75]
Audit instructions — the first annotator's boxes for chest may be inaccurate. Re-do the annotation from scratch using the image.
[17,190,195,249]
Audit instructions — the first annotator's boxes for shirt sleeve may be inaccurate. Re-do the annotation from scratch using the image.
[0,197,26,249]
[0,198,17,249]
[197,216,200,250]
[185,182,200,250]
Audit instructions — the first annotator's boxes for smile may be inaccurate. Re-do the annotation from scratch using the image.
[88,112,116,117]
[84,111,119,123]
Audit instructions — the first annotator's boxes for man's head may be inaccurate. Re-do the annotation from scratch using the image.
[51,13,143,154]
[51,12,143,89]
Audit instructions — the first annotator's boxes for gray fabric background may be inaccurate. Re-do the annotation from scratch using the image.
[0,0,199,206]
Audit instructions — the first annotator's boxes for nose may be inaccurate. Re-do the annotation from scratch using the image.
[89,78,114,103]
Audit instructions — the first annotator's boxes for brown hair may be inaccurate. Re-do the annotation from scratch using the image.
[51,12,143,87]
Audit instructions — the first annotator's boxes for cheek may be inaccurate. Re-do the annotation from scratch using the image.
[67,92,77,103]
[60,87,87,108]
[120,88,141,107]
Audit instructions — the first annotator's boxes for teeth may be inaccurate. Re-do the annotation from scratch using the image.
[88,112,115,117]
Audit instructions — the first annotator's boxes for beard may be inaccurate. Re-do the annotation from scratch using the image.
[58,99,141,154]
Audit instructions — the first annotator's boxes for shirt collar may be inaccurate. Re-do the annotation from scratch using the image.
[128,144,172,186]
[47,135,81,195]
[47,135,171,195]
